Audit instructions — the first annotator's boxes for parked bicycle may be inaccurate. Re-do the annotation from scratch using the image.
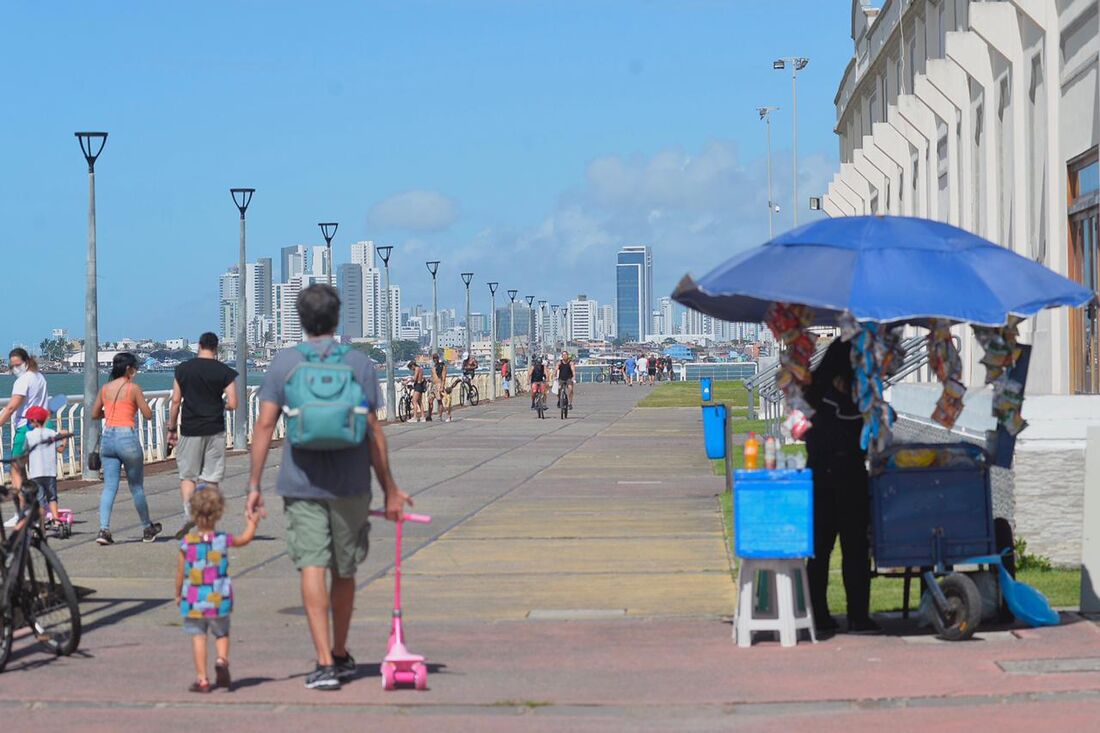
[458,373,480,407]
[0,439,82,673]
[397,379,415,423]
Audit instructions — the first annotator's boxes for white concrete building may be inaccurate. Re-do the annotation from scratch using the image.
[819,0,1099,564]
[568,295,598,342]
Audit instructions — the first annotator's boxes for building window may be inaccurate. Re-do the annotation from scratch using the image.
[1068,148,1100,394]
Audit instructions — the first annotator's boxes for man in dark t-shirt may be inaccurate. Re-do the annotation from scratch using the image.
[167,332,239,539]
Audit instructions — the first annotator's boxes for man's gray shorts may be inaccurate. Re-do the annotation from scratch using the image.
[176,433,227,483]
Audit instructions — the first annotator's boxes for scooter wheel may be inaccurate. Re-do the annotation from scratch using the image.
[382,662,396,690]
[413,662,428,691]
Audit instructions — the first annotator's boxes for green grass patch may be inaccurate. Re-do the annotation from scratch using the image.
[637,380,749,408]
[717,487,1081,613]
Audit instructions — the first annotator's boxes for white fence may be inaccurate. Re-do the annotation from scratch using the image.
[0,370,518,483]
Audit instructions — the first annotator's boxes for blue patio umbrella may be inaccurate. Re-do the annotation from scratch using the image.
[673,216,1095,326]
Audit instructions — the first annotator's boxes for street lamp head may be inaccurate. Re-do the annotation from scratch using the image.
[487,281,499,295]
[425,260,440,277]
[525,295,535,307]
[795,57,809,71]
[772,59,785,70]
[318,222,339,243]
[538,299,547,307]
[230,188,255,217]
[507,289,518,302]
[461,272,474,287]
[377,245,393,266]
[74,132,108,172]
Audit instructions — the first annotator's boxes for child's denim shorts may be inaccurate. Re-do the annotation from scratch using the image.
[183,616,230,638]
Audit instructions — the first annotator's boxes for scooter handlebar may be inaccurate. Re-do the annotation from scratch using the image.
[370,510,431,524]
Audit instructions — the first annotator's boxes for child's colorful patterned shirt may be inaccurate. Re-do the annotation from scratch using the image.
[179,531,234,618]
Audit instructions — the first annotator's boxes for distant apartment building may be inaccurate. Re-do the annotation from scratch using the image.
[616,245,652,341]
[280,245,309,282]
[218,268,240,343]
[567,295,598,342]
[596,303,616,340]
[337,263,364,340]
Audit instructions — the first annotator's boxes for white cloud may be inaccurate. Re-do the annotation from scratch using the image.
[369,190,459,232]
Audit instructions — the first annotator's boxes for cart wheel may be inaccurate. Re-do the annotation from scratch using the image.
[932,573,982,641]
[413,662,428,690]
[381,662,396,690]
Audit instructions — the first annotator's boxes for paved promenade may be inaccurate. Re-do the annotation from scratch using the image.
[2,385,1099,731]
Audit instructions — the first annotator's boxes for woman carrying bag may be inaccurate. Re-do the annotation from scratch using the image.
[91,352,162,545]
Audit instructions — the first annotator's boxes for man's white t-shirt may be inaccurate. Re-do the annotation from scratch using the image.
[12,370,48,429]
[25,427,58,478]
[637,357,647,374]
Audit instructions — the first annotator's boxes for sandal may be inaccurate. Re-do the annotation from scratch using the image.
[189,678,212,693]
[215,659,231,690]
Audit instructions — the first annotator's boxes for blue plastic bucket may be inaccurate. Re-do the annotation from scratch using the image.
[700,377,713,402]
[702,404,727,459]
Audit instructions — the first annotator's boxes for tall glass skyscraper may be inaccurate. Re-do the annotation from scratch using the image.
[616,245,652,341]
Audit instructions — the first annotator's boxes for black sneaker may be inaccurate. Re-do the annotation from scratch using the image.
[174,519,196,541]
[142,523,164,543]
[847,617,882,634]
[332,651,356,680]
[305,664,341,690]
[96,529,114,545]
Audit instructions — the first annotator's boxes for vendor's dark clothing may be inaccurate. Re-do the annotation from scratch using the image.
[804,340,872,627]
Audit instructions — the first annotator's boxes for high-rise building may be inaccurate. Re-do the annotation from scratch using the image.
[385,286,401,340]
[616,245,652,341]
[218,268,240,343]
[337,263,364,339]
[350,241,375,268]
[310,245,329,279]
[495,304,532,341]
[273,273,326,346]
[280,245,309,283]
[567,295,598,342]
[348,242,383,337]
[658,297,674,336]
[596,304,616,340]
[468,312,487,338]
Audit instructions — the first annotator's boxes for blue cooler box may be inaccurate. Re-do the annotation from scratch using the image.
[734,469,814,559]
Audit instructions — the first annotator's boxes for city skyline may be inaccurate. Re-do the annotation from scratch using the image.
[0,1,846,349]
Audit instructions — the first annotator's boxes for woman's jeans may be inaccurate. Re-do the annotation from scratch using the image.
[99,427,152,530]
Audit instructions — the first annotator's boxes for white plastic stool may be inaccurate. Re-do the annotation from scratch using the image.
[733,558,817,647]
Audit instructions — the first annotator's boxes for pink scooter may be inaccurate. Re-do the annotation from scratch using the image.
[370,510,431,691]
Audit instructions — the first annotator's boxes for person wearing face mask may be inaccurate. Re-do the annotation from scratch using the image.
[0,348,51,503]
[91,352,162,545]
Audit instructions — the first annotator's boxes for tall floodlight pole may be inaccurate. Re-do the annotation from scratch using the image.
[758,106,780,238]
[425,261,440,355]
[524,295,535,359]
[488,282,499,400]
[774,56,809,226]
[75,132,107,480]
[538,300,547,352]
[507,289,518,375]
[560,308,569,353]
[551,304,559,352]
[378,245,395,419]
[461,272,474,358]
[230,188,255,451]
[319,222,338,287]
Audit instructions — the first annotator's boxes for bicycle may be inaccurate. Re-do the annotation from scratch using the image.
[533,382,547,419]
[557,380,570,419]
[459,373,480,407]
[397,380,415,423]
[0,441,82,673]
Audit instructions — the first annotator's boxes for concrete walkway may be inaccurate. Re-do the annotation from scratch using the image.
[2,385,1099,731]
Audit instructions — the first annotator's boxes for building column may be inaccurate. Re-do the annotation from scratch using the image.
[926,59,976,233]
[839,163,874,214]
[915,75,961,227]
[872,122,915,216]
[946,31,1001,242]
[853,149,887,213]
[821,196,845,218]
[862,135,902,215]
[829,176,860,216]
[895,95,940,220]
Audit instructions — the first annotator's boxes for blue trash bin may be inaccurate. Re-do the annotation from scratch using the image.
[701,404,727,459]
[700,377,713,402]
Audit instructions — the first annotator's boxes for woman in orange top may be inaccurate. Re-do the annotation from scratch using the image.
[91,352,162,545]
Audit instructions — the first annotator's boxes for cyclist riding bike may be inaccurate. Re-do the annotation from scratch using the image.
[461,352,478,379]
[556,352,575,409]
[529,356,548,410]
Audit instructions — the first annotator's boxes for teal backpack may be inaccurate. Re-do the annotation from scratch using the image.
[283,343,370,450]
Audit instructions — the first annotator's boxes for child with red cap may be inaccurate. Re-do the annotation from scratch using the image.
[24,405,73,533]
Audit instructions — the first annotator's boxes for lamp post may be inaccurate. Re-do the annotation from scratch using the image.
[75,131,107,480]
[230,188,255,451]
[524,295,535,360]
[425,261,440,356]
[550,304,559,352]
[507,289,518,377]
[318,222,338,287]
[488,282,499,400]
[773,56,809,226]
[461,272,474,359]
[560,308,569,353]
[378,245,395,419]
[538,299,547,352]
[758,106,780,238]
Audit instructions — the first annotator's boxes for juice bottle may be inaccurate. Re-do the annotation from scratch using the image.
[743,432,761,470]
[764,435,777,470]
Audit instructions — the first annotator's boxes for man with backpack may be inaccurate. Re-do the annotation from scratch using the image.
[246,284,412,691]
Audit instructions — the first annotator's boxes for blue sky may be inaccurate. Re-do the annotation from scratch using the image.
[1,1,853,348]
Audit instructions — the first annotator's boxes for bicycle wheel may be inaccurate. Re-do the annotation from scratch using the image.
[596,371,605,383]
[24,539,80,656]
[399,394,412,423]
[468,384,479,407]
[0,553,12,673]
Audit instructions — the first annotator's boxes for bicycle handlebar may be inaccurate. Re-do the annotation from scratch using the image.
[369,510,431,524]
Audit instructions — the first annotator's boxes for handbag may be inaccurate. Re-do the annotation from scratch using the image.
[87,434,102,472]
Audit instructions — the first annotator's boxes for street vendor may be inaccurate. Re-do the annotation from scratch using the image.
[804,339,878,636]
